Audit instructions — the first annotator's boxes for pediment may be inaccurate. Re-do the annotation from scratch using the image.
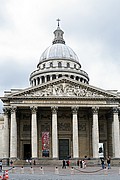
[10,77,119,99]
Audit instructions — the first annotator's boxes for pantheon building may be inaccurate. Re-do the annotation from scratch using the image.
[0,21,120,161]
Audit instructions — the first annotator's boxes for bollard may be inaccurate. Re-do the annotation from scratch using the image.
[55,167,59,175]
[12,166,15,173]
[30,167,34,174]
[20,166,24,174]
[71,167,74,175]
[2,172,6,180]
[40,167,44,174]
[5,170,9,179]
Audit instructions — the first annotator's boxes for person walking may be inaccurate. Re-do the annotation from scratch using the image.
[107,157,111,169]
[62,159,66,169]
[101,158,105,169]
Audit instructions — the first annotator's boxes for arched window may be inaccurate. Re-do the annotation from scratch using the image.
[50,62,53,67]
[41,76,45,83]
[47,75,50,82]
[37,77,40,85]
[67,62,70,68]
[58,74,62,78]
[58,62,62,68]
[43,63,45,69]
[74,64,76,69]
[76,76,79,81]
[52,74,56,80]
[70,75,74,79]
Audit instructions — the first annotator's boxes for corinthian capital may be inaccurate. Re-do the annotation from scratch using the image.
[71,106,79,114]
[92,107,99,114]
[30,106,37,114]
[113,107,119,114]
[10,106,17,114]
[51,106,58,114]
[3,107,9,115]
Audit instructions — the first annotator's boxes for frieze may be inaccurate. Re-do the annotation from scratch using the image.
[24,83,106,97]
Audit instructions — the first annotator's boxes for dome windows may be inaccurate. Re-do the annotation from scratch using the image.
[67,62,70,68]
[58,62,62,68]
[50,62,53,67]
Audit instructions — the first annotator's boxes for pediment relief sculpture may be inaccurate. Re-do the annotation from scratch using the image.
[23,83,108,98]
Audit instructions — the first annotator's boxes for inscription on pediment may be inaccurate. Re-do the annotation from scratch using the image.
[25,83,106,97]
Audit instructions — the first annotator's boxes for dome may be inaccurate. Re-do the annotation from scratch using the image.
[40,43,79,62]
[30,20,89,87]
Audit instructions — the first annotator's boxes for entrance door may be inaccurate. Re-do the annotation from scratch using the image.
[59,139,69,160]
[24,144,31,160]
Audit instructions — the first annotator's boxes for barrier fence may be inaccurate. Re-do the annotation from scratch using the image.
[0,165,120,178]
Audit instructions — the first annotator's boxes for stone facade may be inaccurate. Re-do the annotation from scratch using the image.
[0,22,120,160]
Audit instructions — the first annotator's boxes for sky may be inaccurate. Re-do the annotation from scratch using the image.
[0,0,120,113]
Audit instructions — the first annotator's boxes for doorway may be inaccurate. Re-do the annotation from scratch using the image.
[59,139,69,160]
[24,144,31,160]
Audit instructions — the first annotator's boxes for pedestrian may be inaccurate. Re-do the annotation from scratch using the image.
[10,160,13,166]
[82,159,86,169]
[66,160,70,167]
[107,157,111,169]
[29,160,32,165]
[0,161,2,172]
[62,159,66,169]
[101,158,105,169]
[80,160,82,168]
[77,160,79,167]
[34,160,36,165]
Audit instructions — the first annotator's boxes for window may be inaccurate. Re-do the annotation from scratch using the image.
[58,62,62,68]
[67,62,70,68]
[50,62,53,67]
[52,74,56,80]
[41,76,45,83]
[47,75,50,81]
[58,74,62,78]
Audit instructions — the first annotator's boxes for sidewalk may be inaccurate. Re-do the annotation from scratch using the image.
[1,165,120,180]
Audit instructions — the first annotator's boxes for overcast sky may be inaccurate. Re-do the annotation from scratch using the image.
[0,0,120,113]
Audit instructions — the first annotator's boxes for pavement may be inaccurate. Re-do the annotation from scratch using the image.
[0,165,120,180]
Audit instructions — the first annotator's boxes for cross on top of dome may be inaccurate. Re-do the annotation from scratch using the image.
[56,18,60,27]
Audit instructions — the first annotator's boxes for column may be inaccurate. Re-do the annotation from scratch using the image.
[92,107,99,158]
[3,108,9,158]
[44,76,47,83]
[40,77,42,84]
[31,106,38,158]
[10,107,17,158]
[51,106,58,158]
[72,106,79,158]
[50,75,52,81]
[112,107,120,157]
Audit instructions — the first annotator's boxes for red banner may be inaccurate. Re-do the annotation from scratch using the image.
[42,132,49,150]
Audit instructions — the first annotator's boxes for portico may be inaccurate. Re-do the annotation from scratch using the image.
[2,97,120,160]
